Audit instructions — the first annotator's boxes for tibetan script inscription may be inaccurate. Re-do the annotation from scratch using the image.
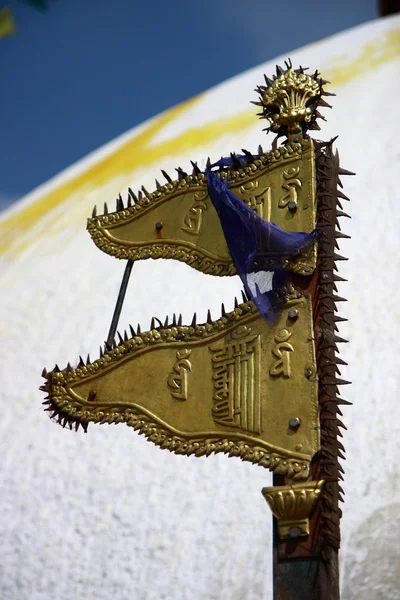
[269,329,294,378]
[181,191,208,235]
[209,326,261,434]
[279,166,302,208]
[238,180,271,219]
[167,349,192,400]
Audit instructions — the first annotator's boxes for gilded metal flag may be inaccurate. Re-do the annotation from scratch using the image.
[41,63,352,560]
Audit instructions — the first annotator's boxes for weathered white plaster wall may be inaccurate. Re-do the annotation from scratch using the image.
[0,16,399,600]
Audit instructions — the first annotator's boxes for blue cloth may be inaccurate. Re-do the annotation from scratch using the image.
[206,163,317,325]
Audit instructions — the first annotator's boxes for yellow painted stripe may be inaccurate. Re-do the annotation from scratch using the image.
[0,27,398,257]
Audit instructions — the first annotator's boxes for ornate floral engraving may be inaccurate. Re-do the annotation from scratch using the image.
[279,166,302,208]
[167,349,192,400]
[269,328,294,378]
[209,326,261,434]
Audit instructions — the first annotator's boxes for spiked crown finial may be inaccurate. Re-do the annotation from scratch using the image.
[252,60,333,140]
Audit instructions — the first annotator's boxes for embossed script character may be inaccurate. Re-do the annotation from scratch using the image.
[167,349,192,401]
[270,329,294,378]
[181,191,208,235]
[239,180,271,219]
[279,166,302,208]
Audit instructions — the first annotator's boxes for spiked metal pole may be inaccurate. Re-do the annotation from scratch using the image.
[106,260,134,348]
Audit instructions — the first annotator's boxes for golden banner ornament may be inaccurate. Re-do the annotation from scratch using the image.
[42,296,319,481]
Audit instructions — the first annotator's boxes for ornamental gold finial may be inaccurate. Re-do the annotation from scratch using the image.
[253,60,334,141]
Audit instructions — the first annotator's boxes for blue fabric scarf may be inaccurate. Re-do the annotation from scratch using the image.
[206,156,317,326]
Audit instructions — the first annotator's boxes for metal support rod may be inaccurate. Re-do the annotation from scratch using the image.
[106,259,134,347]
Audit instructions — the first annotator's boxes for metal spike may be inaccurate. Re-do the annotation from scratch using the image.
[258,144,264,155]
[333,253,348,261]
[105,341,112,351]
[66,362,72,371]
[191,313,197,327]
[334,356,348,366]
[128,187,138,203]
[82,422,88,433]
[155,179,161,189]
[172,313,177,326]
[332,294,348,303]
[137,324,141,334]
[129,325,136,337]
[190,161,201,174]
[86,354,91,365]
[112,339,117,349]
[321,90,336,97]
[161,169,172,183]
[336,210,351,219]
[154,317,163,328]
[178,314,182,326]
[207,309,212,324]
[141,185,150,197]
[138,190,143,201]
[334,315,348,323]
[338,167,355,176]
[334,335,349,344]
[276,65,284,76]
[206,157,211,169]
[92,205,97,218]
[284,58,292,70]
[335,232,351,240]
[264,74,273,86]
[221,303,226,317]
[315,110,326,121]
[318,98,332,109]
[335,378,351,386]
[99,346,103,358]
[127,195,132,208]
[78,356,84,367]
[42,400,51,405]
[118,332,124,345]
[176,167,187,179]
[230,153,242,170]
[124,330,128,341]
[241,290,247,303]
[103,202,108,216]
[42,367,48,378]
[241,148,254,164]
[150,317,155,330]
[337,191,350,201]
[75,421,80,432]
[234,297,239,309]
[164,316,169,327]
[332,274,348,282]
[118,194,124,210]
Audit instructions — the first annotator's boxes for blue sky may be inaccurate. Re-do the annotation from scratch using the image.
[0,0,377,208]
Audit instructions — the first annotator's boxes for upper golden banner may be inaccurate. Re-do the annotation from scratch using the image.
[87,139,316,276]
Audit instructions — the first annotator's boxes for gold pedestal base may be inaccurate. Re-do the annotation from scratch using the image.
[262,480,324,539]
